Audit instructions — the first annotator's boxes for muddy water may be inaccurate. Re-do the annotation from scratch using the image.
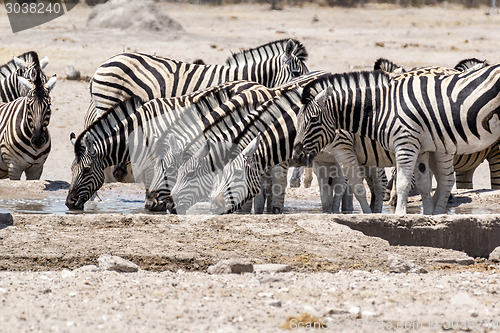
[0,187,497,215]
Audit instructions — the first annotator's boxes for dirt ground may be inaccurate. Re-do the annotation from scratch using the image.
[0,2,499,332]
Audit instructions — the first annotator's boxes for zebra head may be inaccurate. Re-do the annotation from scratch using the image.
[211,135,262,215]
[18,72,57,150]
[170,141,213,215]
[66,132,105,210]
[293,85,335,166]
[145,134,184,212]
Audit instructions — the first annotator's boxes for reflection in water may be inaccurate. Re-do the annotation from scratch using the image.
[0,190,497,215]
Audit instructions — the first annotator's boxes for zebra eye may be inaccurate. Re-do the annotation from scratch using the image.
[310,115,320,123]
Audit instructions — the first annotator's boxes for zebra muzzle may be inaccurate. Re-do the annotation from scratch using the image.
[65,193,84,211]
[144,190,167,212]
[210,193,226,215]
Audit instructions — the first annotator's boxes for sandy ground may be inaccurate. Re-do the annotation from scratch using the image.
[0,2,499,332]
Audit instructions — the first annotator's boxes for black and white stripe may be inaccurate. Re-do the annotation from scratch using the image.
[65,80,269,211]
[0,62,56,180]
[86,39,309,182]
[293,65,500,215]
[167,71,330,214]
[0,51,49,103]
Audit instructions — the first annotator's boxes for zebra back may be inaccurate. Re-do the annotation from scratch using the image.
[89,39,309,120]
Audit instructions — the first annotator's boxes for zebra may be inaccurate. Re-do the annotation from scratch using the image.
[0,70,25,103]
[167,71,332,214]
[378,57,499,201]
[85,39,309,182]
[208,89,327,214]
[65,80,274,211]
[0,51,50,103]
[0,64,57,180]
[292,66,500,215]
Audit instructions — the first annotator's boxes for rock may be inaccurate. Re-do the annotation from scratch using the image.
[489,246,500,262]
[75,265,99,272]
[97,255,139,273]
[207,258,253,274]
[61,269,76,278]
[65,66,81,80]
[253,264,291,273]
[87,0,183,32]
[388,255,427,273]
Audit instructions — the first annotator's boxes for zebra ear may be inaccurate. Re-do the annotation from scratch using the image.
[242,134,261,158]
[40,56,49,69]
[45,74,57,92]
[315,86,334,106]
[70,132,76,146]
[285,39,296,58]
[83,133,96,156]
[18,76,33,90]
[13,56,27,70]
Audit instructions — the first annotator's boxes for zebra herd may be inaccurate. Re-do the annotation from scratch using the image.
[1,40,498,215]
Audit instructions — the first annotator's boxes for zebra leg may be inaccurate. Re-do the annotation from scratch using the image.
[487,143,500,189]
[364,166,386,213]
[24,163,44,180]
[254,168,271,214]
[289,167,302,188]
[270,163,288,214]
[314,162,345,213]
[430,152,455,215]
[345,164,371,213]
[303,167,313,188]
[455,169,474,189]
[394,148,419,215]
[7,163,23,180]
[414,153,433,215]
[313,162,334,213]
[341,182,353,213]
[239,199,253,213]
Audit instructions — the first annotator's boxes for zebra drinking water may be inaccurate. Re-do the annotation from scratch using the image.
[65,81,270,211]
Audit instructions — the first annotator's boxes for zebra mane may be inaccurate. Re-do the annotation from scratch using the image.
[225,39,308,67]
[454,58,489,72]
[373,58,406,73]
[74,81,262,158]
[302,70,391,100]
[74,97,144,158]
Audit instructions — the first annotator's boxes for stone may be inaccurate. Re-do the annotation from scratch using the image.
[65,66,81,80]
[97,255,139,273]
[489,246,500,262]
[253,264,291,273]
[207,258,253,274]
[388,255,427,273]
[75,265,99,272]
